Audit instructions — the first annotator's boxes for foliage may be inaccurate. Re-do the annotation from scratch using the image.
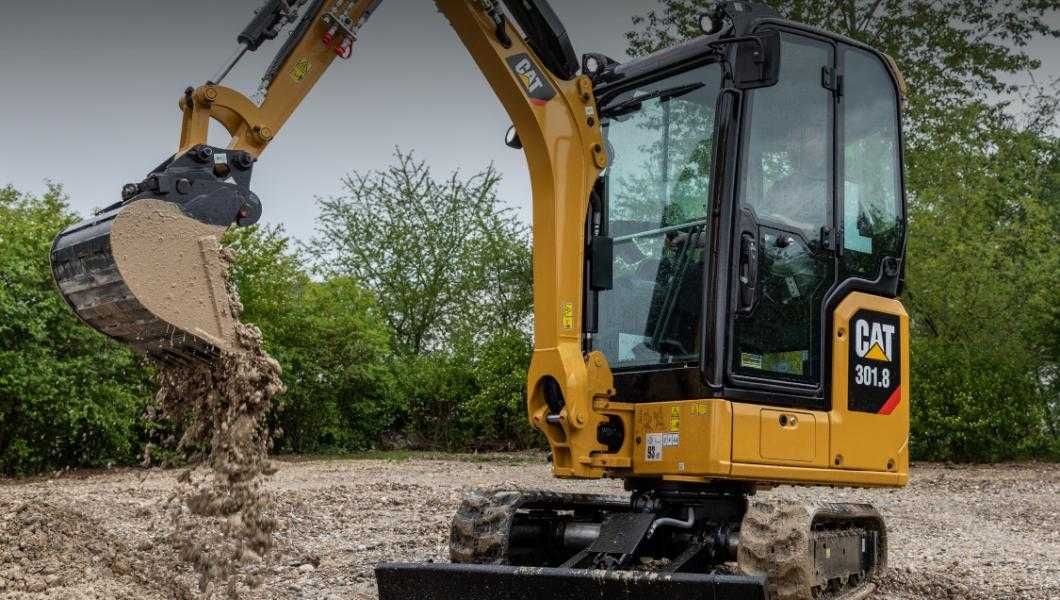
[0,186,153,475]
[305,150,538,452]
[397,330,538,451]
[626,0,1060,139]
[308,149,533,355]
[0,167,537,475]
[904,103,1060,460]
[227,226,398,453]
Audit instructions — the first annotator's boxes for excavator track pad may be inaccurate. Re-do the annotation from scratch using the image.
[51,198,238,367]
[738,500,886,600]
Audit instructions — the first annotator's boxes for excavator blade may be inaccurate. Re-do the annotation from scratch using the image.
[51,198,238,367]
[375,563,769,600]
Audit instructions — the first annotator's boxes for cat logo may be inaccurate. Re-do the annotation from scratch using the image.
[855,318,895,362]
[290,57,312,83]
[848,309,901,414]
[506,54,557,105]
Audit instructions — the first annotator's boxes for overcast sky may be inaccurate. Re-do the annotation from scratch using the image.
[1,1,1057,242]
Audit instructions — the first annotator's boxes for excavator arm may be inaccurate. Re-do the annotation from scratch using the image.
[51,0,616,477]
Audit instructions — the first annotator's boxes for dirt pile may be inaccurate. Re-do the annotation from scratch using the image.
[151,250,286,598]
[0,499,174,598]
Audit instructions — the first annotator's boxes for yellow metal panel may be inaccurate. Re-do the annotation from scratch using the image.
[731,403,759,464]
[732,404,828,467]
[729,463,906,487]
[760,409,816,463]
[618,291,908,488]
[829,293,910,476]
[631,400,732,477]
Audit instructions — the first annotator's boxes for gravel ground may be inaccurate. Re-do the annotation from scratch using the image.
[0,456,1056,599]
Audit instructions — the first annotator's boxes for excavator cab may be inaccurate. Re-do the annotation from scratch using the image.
[590,20,906,404]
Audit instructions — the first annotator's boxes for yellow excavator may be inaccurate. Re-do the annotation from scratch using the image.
[51,1,910,598]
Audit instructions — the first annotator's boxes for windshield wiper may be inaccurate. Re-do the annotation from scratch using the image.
[601,82,705,118]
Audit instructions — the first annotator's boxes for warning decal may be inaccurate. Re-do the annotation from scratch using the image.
[561,302,575,330]
[290,57,312,83]
[645,432,679,462]
[848,310,901,414]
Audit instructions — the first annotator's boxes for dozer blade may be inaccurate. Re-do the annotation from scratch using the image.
[376,563,769,600]
[51,198,238,367]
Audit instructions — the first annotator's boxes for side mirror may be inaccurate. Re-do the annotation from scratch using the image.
[733,30,780,90]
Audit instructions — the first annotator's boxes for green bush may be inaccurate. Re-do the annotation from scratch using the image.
[227,227,399,453]
[911,339,1054,461]
[904,104,1060,461]
[458,331,539,449]
[0,186,154,475]
[397,331,538,451]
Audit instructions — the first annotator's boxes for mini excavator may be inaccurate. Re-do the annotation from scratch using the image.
[51,1,910,598]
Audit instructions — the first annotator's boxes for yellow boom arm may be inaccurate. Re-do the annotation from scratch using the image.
[177,0,619,478]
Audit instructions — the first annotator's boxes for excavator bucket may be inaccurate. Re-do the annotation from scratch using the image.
[375,563,769,600]
[51,198,239,367]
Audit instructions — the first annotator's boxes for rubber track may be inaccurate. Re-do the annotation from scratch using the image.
[449,489,627,565]
[737,499,884,600]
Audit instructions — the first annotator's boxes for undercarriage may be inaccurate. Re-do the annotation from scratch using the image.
[377,487,886,600]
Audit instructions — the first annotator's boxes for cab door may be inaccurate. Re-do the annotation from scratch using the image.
[727,30,838,405]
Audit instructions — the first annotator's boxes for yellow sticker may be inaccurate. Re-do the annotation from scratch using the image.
[290,57,312,83]
[669,406,681,432]
[561,302,575,330]
[692,404,709,416]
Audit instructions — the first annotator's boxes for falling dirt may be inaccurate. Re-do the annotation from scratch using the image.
[148,247,286,598]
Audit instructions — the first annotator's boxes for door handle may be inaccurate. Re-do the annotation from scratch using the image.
[738,231,759,315]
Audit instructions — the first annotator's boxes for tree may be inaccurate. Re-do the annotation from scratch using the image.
[627,1,1058,119]
[307,150,539,450]
[904,102,1060,459]
[227,226,398,452]
[308,149,533,356]
[0,186,153,474]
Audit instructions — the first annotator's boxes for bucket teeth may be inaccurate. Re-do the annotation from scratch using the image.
[51,199,235,367]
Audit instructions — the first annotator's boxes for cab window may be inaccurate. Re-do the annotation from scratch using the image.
[841,47,903,279]
[594,64,722,370]
[732,32,835,385]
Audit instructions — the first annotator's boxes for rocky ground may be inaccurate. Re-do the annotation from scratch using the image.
[0,456,1056,599]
